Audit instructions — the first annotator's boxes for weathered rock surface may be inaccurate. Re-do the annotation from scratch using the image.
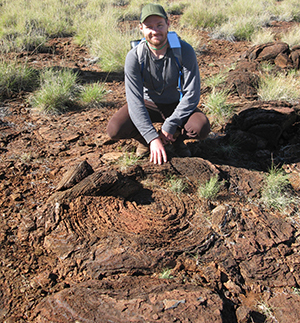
[31,279,226,323]
[225,61,260,100]
[226,101,299,150]
[242,41,300,69]
[23,156,299,322]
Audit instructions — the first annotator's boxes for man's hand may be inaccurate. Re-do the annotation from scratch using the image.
[149,137,167,165]
[159,129,175,145]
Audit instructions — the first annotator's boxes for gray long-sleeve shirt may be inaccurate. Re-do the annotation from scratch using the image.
[125,38,201,144]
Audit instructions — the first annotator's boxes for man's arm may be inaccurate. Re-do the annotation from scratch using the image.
[161,41,201,136]
[125,48,159,144]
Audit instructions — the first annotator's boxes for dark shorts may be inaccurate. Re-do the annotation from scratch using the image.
[107,100,210,143]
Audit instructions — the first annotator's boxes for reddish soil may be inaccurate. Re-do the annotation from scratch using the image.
[1,20,300,323]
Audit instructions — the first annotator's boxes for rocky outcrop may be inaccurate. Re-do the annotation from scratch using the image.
[23,155,300,323]
[225,61,260,100]
[226,101,299,150]
[242,41,300,69]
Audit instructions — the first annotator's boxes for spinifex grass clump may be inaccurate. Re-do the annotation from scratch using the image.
[203,89,234,127]
[117,152,141,171]
[171,27,202,52]
[0,61,38,99]
[281,25,300,48]
[159,268,173,279]
[260,164,298,213]
[204,72,227,89]
[75,5,140,73]
[272,0,300,22]
[181,0,300,42]
[181,1,227,29]
[30,68,80,114]
[181,0,274,41]
[257,300,276,322]
[250,29,275,45]
[80,82,107,106]
[258,70,300,102]
[198,175,222,200]
[167,175,187,195]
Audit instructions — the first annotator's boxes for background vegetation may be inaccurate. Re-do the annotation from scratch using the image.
[0,0,299,115]
[1,0,299,68]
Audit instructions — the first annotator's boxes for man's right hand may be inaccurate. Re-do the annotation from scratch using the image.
[149,137,167,165]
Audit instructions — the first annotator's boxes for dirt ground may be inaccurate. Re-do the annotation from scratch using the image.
[1,18,300,323]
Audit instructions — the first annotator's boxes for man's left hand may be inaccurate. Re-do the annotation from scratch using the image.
[159,129,175,145]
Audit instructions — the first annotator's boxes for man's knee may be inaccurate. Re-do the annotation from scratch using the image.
[186,111,210,140]
[106,121,119,140]
[198,115,210,140]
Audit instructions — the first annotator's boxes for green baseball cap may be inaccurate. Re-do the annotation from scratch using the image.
[140,3,168,23]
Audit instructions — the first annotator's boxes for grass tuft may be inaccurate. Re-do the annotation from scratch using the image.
[281,25,300,48]
[203,89,234,127]
[0,0,76,53]
[204,72,227,89]
[181,3,227,30]
[198,175,222,200]
[1,0,300,71]
[29,68,80,114]
[260,163,298,213]
[258,70,300,102]
[257,300,276,322]
[80,82,107,106]
[273,0,300,22]
[251,29,275,45]
[167,175,187,195]
[117,152,140,171]
[159,268,173,279]
[0,60,38,99]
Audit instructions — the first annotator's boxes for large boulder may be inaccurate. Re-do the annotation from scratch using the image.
[242,42,297,69]
[226,101,298,149]
[225,61,260,100]
[290,45,300,69]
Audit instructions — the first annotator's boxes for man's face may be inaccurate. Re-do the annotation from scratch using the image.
[140,15,169,48]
